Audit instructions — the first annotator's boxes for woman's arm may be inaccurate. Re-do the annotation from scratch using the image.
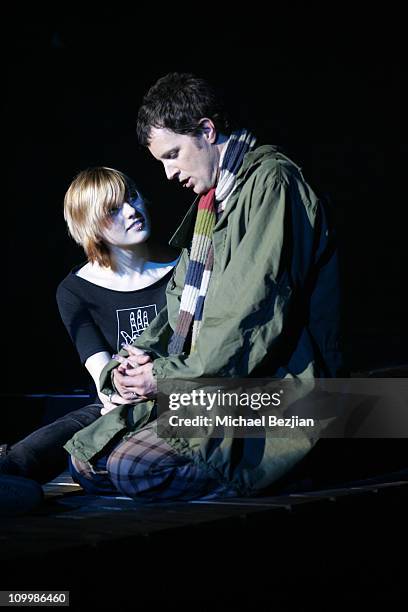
[85,351,134,414]
[56,281,135,414]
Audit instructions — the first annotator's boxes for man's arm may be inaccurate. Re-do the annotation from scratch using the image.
[102,170,323,398]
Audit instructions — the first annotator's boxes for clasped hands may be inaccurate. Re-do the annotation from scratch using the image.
[112,344,157,402]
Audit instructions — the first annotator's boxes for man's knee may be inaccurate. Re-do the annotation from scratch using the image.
[70,455,91,479]
[106,440,180,497]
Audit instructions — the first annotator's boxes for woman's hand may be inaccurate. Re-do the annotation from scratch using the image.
[98,390,137,416]
[120,345,153,367]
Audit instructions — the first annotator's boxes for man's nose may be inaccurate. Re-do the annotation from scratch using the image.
[163,162,178,181]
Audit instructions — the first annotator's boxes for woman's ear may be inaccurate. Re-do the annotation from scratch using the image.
[198,118,217,144]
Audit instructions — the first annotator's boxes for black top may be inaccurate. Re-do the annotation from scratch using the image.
[56,264,173,364]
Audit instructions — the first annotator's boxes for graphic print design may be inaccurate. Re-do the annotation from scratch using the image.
[116,304,157,349]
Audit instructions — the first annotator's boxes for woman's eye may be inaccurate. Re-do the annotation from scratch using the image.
[108,206,121,217]
[130,196,143,210]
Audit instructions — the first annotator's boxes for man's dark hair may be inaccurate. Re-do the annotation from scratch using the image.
[136,72,233,146]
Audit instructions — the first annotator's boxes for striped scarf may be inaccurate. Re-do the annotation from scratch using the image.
[168,128,256,355]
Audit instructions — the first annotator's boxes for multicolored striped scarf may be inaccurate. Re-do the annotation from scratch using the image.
[168,128,256,355]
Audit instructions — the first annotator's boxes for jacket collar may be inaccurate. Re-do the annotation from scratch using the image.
[168,195,199,249]
[168,146,283,248]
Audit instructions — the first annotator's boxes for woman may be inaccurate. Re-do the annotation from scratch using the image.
[57,166,178,415]
[0,167,178,512]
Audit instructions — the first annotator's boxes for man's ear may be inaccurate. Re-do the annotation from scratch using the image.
[198,118,217,143]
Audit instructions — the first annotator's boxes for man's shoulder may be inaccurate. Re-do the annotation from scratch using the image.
[241,145,303,186]
[236,146,320,223]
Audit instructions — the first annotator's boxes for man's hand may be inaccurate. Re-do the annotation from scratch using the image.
[112,346,157,400]
[113,362,157,400]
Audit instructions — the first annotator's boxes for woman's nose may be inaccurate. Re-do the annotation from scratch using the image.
[122,202,136,217]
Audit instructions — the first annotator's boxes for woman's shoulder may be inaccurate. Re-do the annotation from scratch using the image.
[56,262,91,301]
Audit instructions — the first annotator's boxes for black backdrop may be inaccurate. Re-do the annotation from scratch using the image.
[4,24,406,394]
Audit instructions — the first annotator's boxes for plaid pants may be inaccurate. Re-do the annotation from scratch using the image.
[70,424,236,502]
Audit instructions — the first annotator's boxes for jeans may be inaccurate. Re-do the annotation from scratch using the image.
[0,404,101,484]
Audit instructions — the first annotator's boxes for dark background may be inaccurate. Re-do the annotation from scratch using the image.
[3,22,406,394]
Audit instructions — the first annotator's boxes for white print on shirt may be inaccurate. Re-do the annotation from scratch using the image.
[116,304,158,350]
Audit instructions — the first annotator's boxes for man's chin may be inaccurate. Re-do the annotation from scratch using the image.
[194,184,211,196]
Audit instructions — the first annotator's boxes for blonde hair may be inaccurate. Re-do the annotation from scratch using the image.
[64,167,140,269]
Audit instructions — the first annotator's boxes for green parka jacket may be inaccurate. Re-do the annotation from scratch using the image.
[65,146,343,495]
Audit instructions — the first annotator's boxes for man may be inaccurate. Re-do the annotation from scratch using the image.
[65,73,343,500]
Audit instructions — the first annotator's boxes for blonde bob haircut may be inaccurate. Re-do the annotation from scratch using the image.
[64,167,140,269]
